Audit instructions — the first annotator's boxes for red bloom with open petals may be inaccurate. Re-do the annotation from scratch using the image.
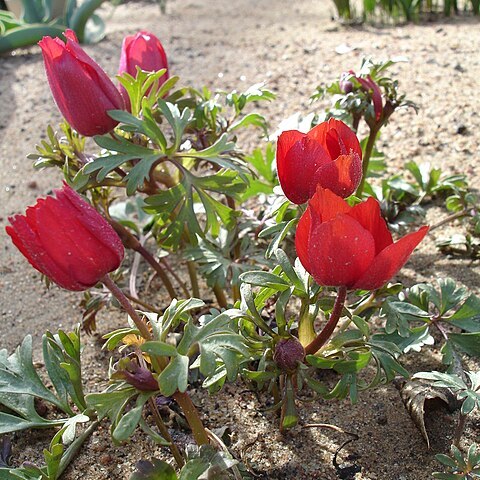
[39,30,125,137]
[6,184,124,291]
[295,187,428,290]
[276,119,362,204]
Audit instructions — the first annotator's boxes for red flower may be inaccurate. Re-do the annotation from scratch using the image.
[118,30,169,110]
[276,119,363,204]
[6,184,124,291]
[39,30,125,137]
[295,187,428,290]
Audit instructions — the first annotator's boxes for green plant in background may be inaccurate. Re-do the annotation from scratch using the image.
[1,0,110,54]
[331,0,479,21]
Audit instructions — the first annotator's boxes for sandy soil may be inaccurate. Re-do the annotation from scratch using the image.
[1,0,479,478]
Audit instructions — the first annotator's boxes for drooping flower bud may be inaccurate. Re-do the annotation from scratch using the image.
[6,183,124,291]
[112,357,159,392]
[274,337,305,371]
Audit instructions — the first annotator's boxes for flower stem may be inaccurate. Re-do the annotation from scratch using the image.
[148,397,184,468]
[305,286,347,356]
[102,274,152,340]
[57,420,100,478]
[187,261,200,297]
[213,284,228,309]
[172,391,209,445]
[135,244,177,300]
[355,125,380,198]
[429,209,469,231]
[298,299,317,347]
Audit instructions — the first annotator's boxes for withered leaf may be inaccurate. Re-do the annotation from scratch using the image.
[400,380,455,449]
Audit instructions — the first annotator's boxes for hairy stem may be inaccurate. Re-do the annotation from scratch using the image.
[102,275,152,340]
[213,284,228,309]
[160,258,190,298]
[110,220,177,300]
[172,391,209,445]
[429,209,469,232]
[187,261,200,297]
[57,420,100,478]
[305,286,347,356]
[135,244,177,300]
[148,398,184,467]
[355,125,380,198]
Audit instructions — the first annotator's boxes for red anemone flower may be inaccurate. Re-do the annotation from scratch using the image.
[39,30,125,137]
[276,119,362,204]
[295,187,428,290]
[6,184,124,291]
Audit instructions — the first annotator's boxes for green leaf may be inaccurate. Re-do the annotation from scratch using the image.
[373,325,434,354]
[449,294,480,332]
[449,332,480,357]
[86,387,137,423]
[274,249,305,293]
[239,271,289,291]
[129,459,178,480]
[158,355,189,397]
[112,393,151,443]
[0,335,70,413]
[157,100,192,151]
[141,341,178,357]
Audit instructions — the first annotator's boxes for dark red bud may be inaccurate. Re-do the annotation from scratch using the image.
[112,357,159,391]
[274,337,305,371]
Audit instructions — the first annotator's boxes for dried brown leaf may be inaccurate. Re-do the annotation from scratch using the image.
[400,380,453,449]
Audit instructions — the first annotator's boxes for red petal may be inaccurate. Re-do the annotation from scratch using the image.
[124,31,169,75]
[308,214,376,288]
[64,29,78,43]
[6,214,84,291]
[357,76,383,121]
[276,132,330,204]
[295,209,312,273]
[353,226,429,291]
[308,186,351,223]
[40,34,124,136]
[58,185,124,266]
[308,119,362,160]
[348,197,392,254]
[312,152,362,198]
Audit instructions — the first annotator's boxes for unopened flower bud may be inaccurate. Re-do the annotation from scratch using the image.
[112,357,159,391]
[340,71,354,94]
[274,337,305,371]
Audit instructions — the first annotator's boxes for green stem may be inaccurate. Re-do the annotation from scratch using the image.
[102,274,152,340]
[213,284,228,309]
[355,125,380,198]
[187,261,200,297]
[57,420,100,478]
[148,398,184,468]
[305,286,347,356]
[172,391,209,446]
[298,299,317,348]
